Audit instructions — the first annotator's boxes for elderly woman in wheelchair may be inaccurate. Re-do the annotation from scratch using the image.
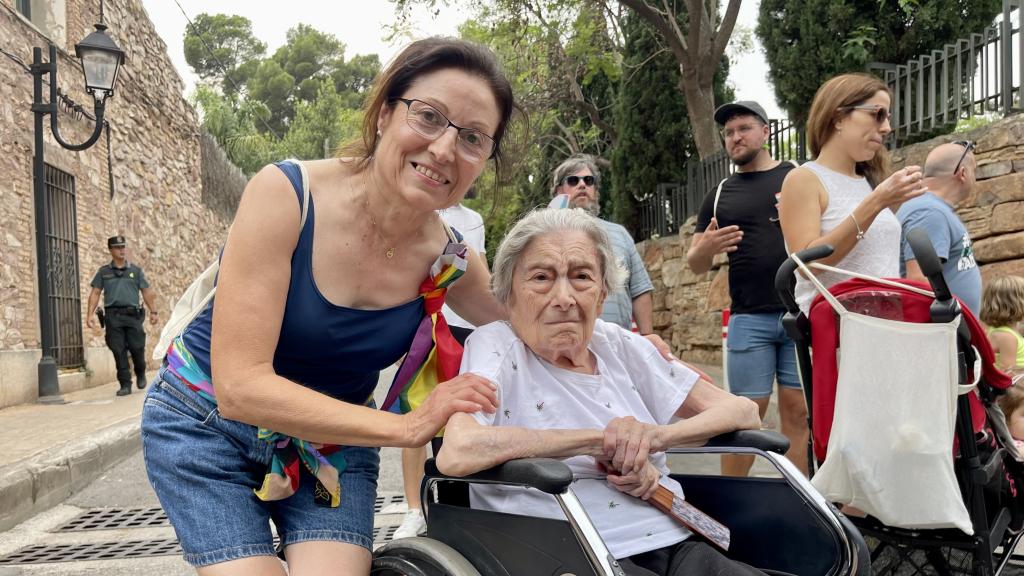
[372,208,870,576]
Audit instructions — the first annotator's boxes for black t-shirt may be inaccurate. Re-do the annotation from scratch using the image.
[694,162,795,314]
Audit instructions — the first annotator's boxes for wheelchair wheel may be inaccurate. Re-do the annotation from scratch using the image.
[371,537,482,576]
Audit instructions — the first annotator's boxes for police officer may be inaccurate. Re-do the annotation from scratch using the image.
[86,236,158,396]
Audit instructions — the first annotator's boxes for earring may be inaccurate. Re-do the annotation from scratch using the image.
[376,129,382,138]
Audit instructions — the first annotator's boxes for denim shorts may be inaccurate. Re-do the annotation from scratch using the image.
[726,311,801,399]
[141,367,380,567]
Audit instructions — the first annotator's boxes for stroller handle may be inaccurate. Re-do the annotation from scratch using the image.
[775,244,834,313]
[905,227,953,303]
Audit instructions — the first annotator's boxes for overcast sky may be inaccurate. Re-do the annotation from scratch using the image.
[139,0,783,118]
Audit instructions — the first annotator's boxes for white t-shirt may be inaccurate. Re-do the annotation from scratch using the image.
[462,320,699,559]
[439,204,486,330]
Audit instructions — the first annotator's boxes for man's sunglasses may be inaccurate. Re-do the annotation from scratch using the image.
[562,175,596,187]
[841,104,891,125]
[952,140,976,174]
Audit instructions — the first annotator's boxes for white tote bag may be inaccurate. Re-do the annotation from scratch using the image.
[794,256,974,534]
[152,160,310,360]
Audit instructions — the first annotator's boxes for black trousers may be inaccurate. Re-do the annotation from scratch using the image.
[104,309,147,388]
[619,540,767,576]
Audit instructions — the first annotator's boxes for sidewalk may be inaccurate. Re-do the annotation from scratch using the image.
[0,374,151,531]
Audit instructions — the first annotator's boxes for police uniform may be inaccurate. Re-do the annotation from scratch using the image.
[91,236,150,394]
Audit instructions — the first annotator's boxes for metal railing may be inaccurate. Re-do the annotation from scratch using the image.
[636,119,806,239]
[636,0,1020,240]
[879,0,1022,146]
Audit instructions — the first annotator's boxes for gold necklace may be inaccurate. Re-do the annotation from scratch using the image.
[363,192,396,259]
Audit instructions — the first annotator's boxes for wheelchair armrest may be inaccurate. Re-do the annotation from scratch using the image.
[424,457,574,495]
[669,430,790,455]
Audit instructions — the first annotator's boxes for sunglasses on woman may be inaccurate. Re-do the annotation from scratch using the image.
[952,140,976,174]
[841,104,891,125]
[562,175,596,187]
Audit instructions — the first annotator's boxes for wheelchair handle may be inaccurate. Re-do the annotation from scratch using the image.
[424,457,573,495]
[775,244,834,313]
[702,430,790,454]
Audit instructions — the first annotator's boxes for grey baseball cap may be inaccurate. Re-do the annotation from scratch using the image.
[714,100,769,125]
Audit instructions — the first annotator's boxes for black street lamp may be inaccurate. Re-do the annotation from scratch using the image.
[31,21,124,401]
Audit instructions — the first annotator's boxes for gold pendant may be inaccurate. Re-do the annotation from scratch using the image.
[385,247,395,259]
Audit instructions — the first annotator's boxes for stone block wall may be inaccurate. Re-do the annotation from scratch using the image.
[638,113,1024,366]
[0,0,234,406]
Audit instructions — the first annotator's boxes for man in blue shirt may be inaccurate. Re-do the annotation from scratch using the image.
[550,155,654,333]
[897,141,981,315]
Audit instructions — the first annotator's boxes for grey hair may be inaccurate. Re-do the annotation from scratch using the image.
[550,154,602,196]
[491,208,627,305]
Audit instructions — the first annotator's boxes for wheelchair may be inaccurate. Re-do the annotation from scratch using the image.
[372,430,870,575]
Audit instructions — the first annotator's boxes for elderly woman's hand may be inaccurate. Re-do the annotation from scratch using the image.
[405,373,498,447]
[601,458,662,501]
[642,333,674,361]
[603,416,665,474]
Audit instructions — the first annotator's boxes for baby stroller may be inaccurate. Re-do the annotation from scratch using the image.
[372,431,871,575]
[775,229,1023,576]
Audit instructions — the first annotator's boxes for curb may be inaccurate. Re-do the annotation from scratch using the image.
[0,418,141,532]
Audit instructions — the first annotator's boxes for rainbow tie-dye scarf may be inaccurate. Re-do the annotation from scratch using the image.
[382,240,468,414]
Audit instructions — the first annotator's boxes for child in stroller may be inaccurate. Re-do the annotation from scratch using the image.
[775,229,1023,576]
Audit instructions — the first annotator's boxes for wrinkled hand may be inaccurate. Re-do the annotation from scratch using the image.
[603,416,664,474]
[643,333,673,361]
[876,165,926,209]
[601,458,662,501]
[406,373,498,447]
[697,218,742,256]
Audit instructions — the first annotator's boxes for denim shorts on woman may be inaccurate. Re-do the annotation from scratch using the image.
[726,311,801,399]
[141,367,380,567]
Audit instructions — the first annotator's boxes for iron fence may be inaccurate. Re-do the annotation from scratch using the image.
[636,0,1021,241]
[636,119,806,239]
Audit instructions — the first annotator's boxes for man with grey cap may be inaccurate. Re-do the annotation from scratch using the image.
[86,236,159,396]
[551,154,654,334]
[686,101,808,477]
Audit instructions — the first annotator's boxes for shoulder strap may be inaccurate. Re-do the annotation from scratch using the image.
[712,178,728,220]
[285,158,311,230]
[787,159,800,168]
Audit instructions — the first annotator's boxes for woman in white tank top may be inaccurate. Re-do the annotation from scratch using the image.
[779,73,930,312]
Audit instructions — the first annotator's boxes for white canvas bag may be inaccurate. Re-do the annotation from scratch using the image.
[793,255,974,534]
[152,160,310,360]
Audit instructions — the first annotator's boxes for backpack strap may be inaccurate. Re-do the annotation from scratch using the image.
[712,178,728,221]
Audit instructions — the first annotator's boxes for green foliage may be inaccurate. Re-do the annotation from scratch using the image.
[609,11,733,233]
[185,15,381,176]
[183,13,266,95]
[758,0,1002,123]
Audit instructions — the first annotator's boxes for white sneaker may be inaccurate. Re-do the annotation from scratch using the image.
[392,509,426,539]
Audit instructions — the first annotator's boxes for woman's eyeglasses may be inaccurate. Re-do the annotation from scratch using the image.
[841,104,891,125]
[391,98,496,162]
[562,175,596,187]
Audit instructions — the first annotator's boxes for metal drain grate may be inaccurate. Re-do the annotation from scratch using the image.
[374,493,404,513]
[2,512,405,564]
[0,539,182,565]
[56,507,169,532]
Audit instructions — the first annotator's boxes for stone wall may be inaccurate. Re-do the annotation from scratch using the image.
[0,0,231,407]
[638,114,1024,366]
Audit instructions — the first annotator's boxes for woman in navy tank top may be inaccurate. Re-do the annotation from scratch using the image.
[141,38,522,574]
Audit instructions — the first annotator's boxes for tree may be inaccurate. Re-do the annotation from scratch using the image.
[609,10,733,232]
[612,0,741,159]
[183,13,266,96]
[758,0,1002,124]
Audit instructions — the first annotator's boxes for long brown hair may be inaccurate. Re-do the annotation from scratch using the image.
[806,73,892,187]
[338,37,525,187]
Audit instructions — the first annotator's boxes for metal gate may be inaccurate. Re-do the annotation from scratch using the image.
[44,164,84,368]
